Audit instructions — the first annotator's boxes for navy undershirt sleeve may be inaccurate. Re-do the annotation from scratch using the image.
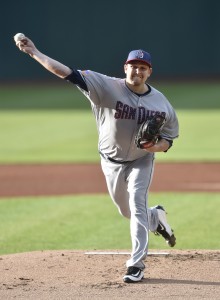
[65,69,88,92]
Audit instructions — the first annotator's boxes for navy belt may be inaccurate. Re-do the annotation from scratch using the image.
[100,152,131,164]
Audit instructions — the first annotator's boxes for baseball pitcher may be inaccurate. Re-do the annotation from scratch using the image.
[15,34,179,283]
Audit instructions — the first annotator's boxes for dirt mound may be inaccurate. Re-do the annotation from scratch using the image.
[0,250,219,299]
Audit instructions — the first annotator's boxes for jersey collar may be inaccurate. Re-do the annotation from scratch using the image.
[125,82,151,96]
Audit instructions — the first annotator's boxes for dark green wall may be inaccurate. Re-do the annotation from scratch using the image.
[1,0,220,80]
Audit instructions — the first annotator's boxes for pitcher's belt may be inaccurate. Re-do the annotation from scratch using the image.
[99,152,132,164]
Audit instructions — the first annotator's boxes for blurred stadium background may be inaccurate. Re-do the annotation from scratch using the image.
[1,0,220,82]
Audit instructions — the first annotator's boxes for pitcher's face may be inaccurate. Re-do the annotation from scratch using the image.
[124,62,152,86]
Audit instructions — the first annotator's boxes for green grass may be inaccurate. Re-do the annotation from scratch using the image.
[0,110,99,162]
[1,81,219,110]
[0,193,219,255]
[0,84,90,110]
[0,82,220,163]
[151,81,220,110]
[0,109,219,162]
[156,109,220,161]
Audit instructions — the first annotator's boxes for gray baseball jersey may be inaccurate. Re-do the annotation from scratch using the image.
[76,70,178,162]
[66,69,179,269]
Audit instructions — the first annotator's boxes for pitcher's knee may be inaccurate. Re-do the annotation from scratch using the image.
[118,207,131,219]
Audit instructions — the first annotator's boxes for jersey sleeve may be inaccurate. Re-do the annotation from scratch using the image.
[65,69,109,105]
[161,106,179,141]
[79,70,112,105]
[65,69,88,92]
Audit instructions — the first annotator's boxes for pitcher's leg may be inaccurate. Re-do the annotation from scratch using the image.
[125,157,154,269]
[101,156,158,273]
[126,192,149,269]
[147,206,159,232]
[100,157,130,218]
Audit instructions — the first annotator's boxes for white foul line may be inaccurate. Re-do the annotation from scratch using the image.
[85,251,169,256]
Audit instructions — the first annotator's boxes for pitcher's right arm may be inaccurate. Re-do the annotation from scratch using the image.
[15,34,72,78]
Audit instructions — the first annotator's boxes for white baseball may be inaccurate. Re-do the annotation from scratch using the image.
[14,33,26,43]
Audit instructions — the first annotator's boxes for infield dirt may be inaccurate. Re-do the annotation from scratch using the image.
[0,162,219,197]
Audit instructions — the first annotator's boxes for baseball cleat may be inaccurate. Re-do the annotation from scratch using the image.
[155,205,176,247]
[123,266,144,283]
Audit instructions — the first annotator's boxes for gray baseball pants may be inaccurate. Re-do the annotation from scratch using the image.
[100,155,159,270]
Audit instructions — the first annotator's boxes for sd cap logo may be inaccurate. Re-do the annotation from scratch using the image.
[136,50,144,59]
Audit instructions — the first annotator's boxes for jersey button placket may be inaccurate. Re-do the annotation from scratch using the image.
[130,96,142,158]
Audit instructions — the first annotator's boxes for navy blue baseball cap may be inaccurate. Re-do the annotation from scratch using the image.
[125,49,152,67]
